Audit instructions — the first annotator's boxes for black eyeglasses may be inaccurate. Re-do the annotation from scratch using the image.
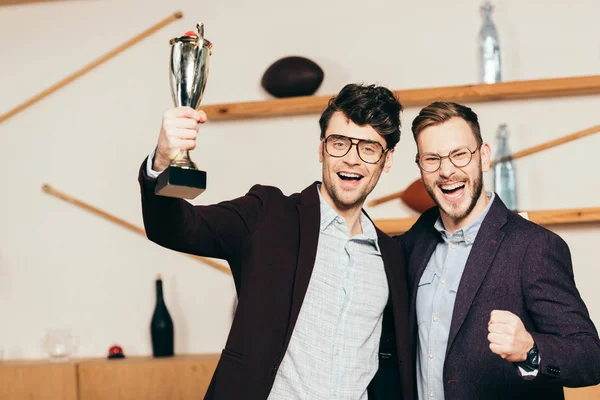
[416,146,479,172]
[323,134,389,164]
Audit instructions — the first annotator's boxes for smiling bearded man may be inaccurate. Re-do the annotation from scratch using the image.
[394,101,600,400]
[418,116,485,228]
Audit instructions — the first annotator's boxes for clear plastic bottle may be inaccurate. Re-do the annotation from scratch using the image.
[493,124,517,210]
[479,1,502,84]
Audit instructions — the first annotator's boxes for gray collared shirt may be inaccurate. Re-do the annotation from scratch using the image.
[416,193,495,400]
[268,186,389,400]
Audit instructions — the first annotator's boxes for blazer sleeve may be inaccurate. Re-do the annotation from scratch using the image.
[522,229,600,387]
[138,158,267,272]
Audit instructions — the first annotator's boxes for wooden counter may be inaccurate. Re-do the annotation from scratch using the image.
[0,354,220,400]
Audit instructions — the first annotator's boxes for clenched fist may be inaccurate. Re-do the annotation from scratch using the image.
[153,107,207,172]
[487,310,534,362]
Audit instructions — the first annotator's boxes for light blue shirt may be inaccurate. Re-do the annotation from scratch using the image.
[416,193,495,400]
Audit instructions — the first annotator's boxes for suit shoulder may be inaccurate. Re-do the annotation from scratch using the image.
[392,206,438,251]
[377,230,406,267]
[406,206,439,235]
[504,211,568,247]
[417,206,440,225]
[377,229,400,248]
[246,183,284,198]
[245,184,303,206]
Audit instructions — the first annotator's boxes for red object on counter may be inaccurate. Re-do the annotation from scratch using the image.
[108,344,125,359]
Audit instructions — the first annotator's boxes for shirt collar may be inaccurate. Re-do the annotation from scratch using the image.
[319,188,339,231]
[316,185,380,250]
[434,192,495,245]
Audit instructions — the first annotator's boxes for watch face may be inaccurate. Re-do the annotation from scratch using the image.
[528,344,539,365]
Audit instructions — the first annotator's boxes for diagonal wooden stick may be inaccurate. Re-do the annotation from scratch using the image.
[0,0,63,5]
[0,11,183,125]
[41,184,231,276]
[490,124,600,166]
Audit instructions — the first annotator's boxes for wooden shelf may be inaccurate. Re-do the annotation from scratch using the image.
[203,74,600,121]
[373,207,600,235]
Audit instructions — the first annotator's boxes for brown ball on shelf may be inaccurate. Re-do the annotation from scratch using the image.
[400,180,436,214]
[261,56,324,98]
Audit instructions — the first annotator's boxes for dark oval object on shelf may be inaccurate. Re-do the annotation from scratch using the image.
[261,56,324,98]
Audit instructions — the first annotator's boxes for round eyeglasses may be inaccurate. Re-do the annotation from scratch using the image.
[324,134,388,164]
[416,146,479,172]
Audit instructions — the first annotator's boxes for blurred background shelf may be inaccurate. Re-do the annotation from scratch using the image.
[203,74,600,121]
[374,207,600,235]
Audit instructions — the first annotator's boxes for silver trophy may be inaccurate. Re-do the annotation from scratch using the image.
[155,22,213,199]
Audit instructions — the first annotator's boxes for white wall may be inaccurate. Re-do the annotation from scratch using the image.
[0,0,598,360]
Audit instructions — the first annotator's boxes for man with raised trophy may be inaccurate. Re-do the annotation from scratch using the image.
[139,22,414,400]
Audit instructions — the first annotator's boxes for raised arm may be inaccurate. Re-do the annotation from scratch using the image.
[138,106,268,276]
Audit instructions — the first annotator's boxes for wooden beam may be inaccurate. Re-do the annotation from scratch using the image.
[0,0,66,5]
[203,75,600,121]
[373,207,600,235]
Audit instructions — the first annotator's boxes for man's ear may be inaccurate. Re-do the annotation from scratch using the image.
[480,142,491,172]
[383,149,394,173]
[318,140,324,163]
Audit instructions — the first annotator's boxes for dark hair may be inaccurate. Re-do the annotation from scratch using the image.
[411,102,483,147]
[319,83,402,150]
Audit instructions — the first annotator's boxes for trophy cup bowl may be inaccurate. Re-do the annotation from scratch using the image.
[155,23,213,199]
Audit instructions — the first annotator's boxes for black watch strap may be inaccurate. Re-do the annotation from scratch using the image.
[517,342,539,372]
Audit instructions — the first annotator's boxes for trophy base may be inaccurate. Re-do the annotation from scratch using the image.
[155,166,207,199]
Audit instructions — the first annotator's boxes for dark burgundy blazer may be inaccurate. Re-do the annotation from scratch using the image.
[139,161,414,400]
[397,195,600,400]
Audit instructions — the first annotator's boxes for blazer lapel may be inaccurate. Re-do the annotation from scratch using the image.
[409,228,440,347]
[446,196,509,355]
[281,183,321,351]
[378,234,411,363]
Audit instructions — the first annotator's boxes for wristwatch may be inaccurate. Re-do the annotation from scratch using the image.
[517,342,539,372]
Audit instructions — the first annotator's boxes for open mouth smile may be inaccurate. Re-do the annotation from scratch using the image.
[337,171,364,188]
[439,182,466,198]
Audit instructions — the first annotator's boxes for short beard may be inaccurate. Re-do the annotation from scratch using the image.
[328,184,367,211]
[322,170,371,212]
[425,168,483,220]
